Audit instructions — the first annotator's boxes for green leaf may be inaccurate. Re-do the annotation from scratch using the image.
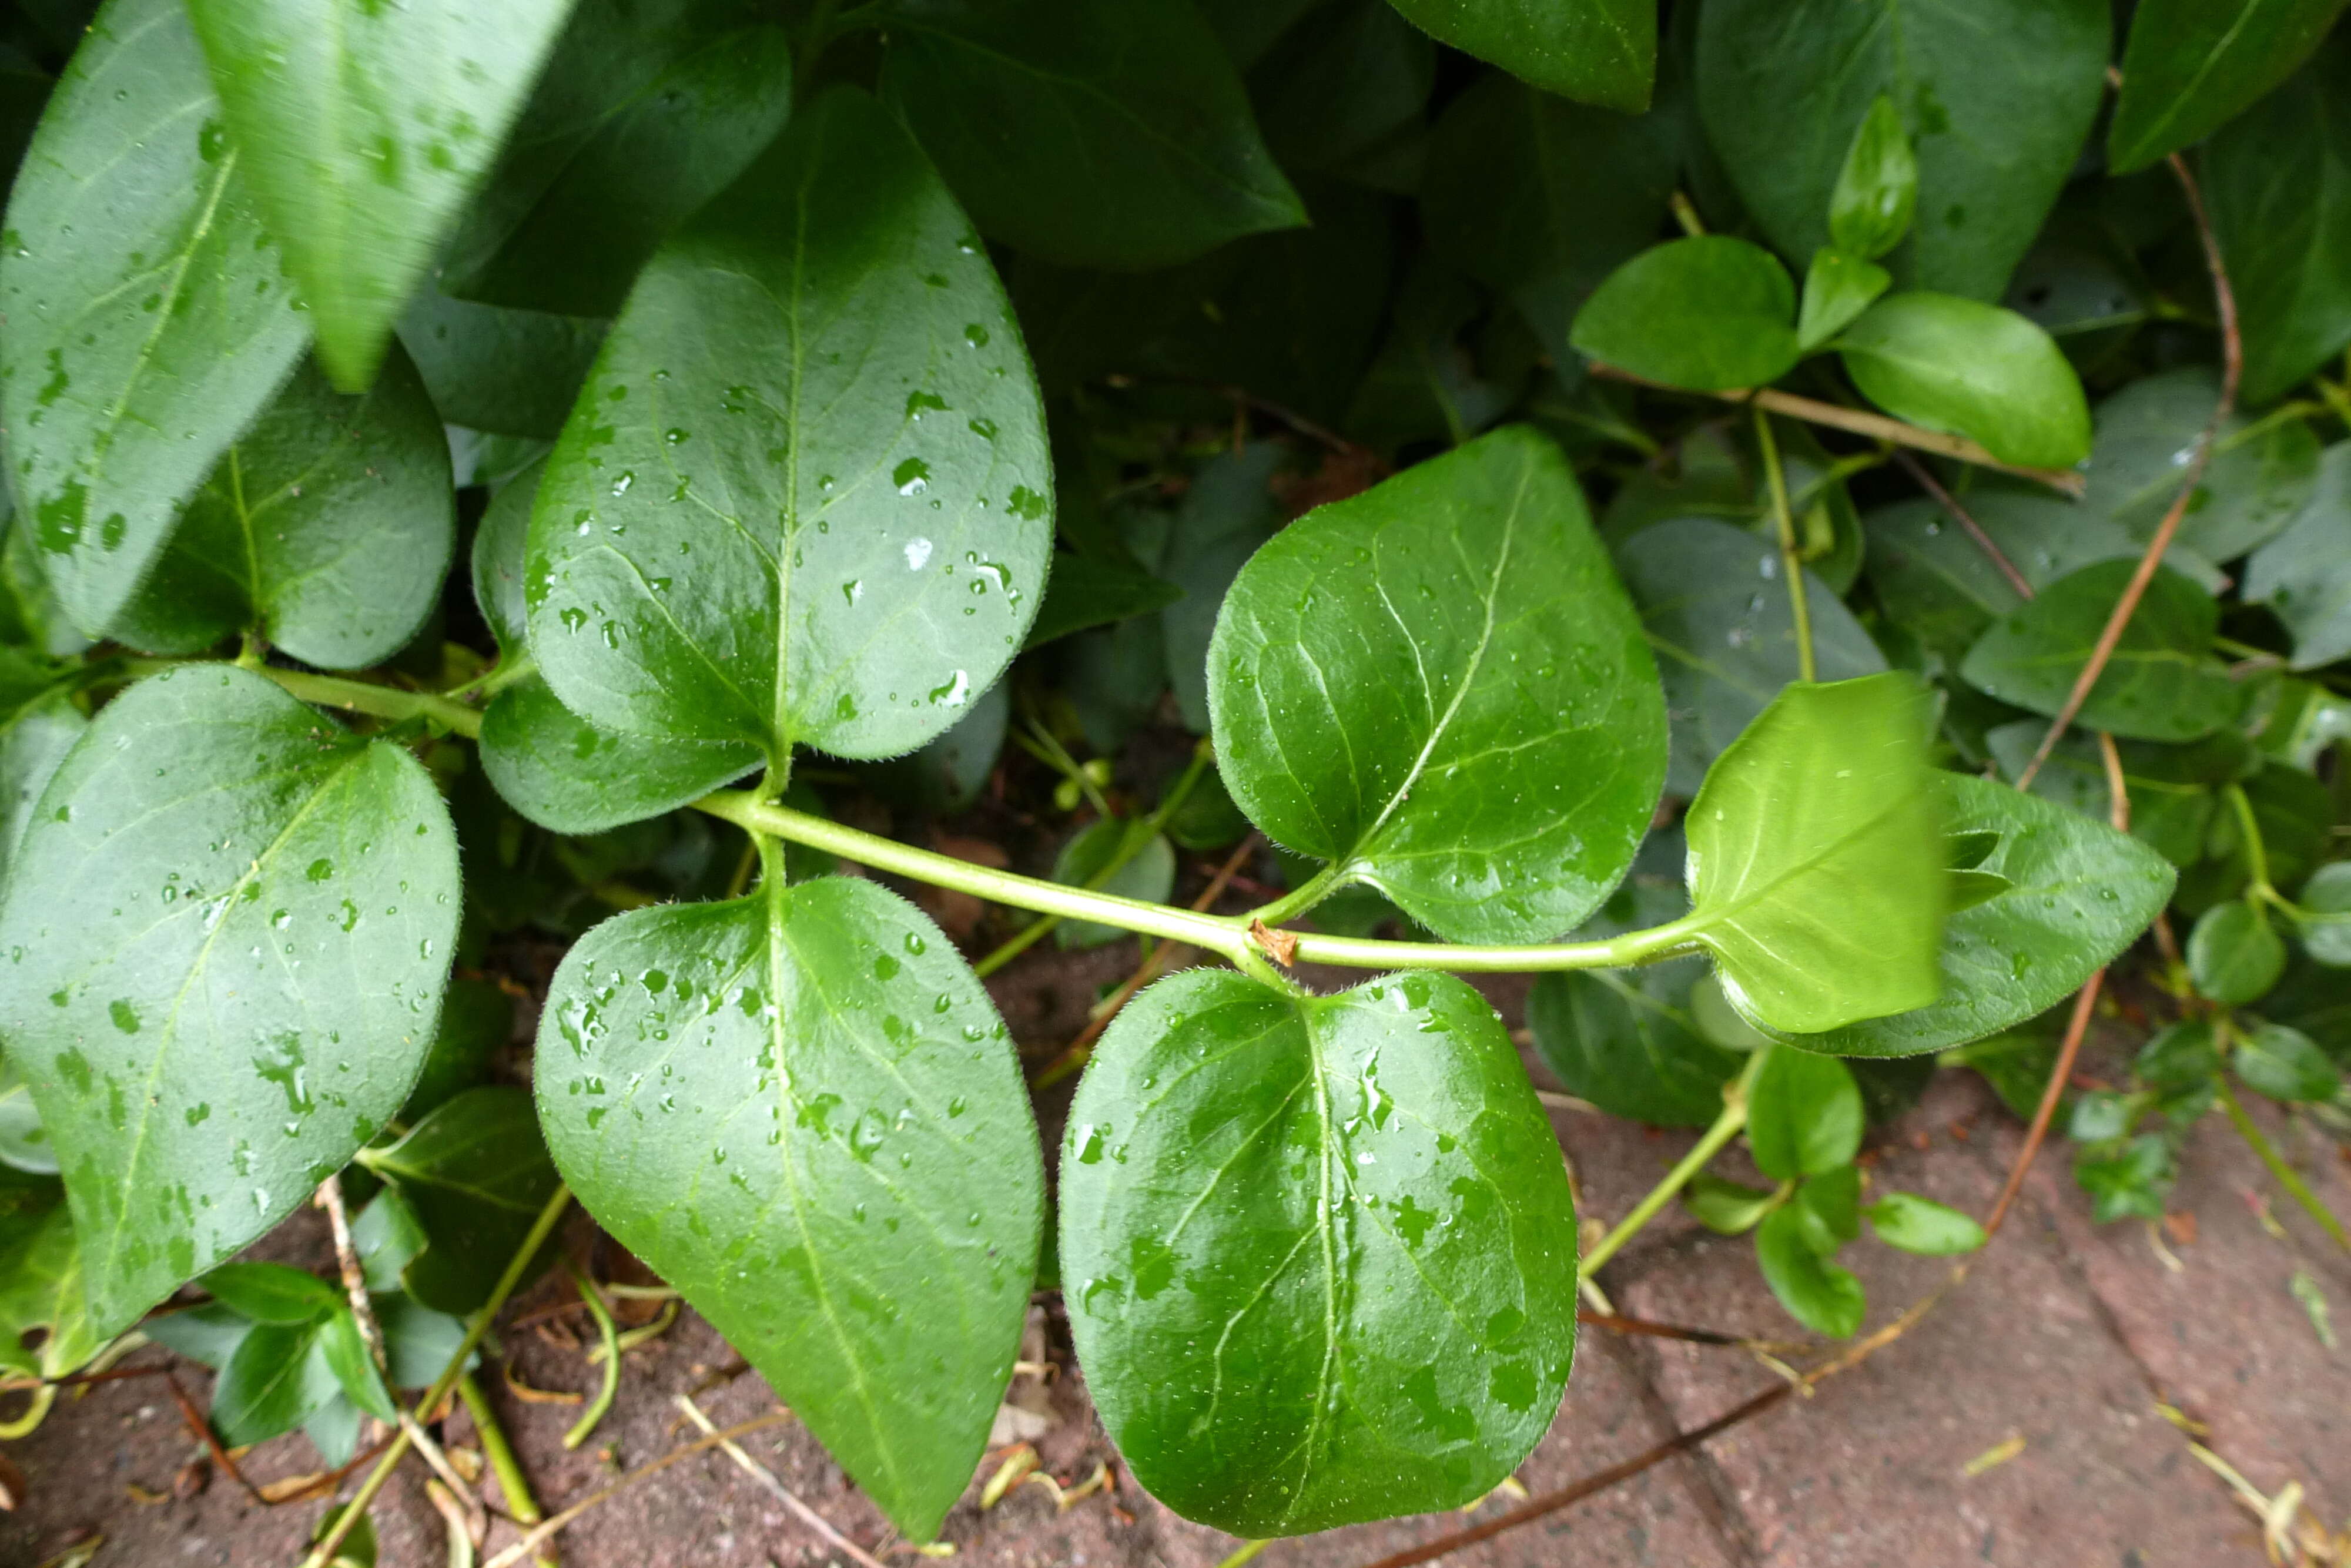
[2248,443,2351,671]
[1060,967,1575,1536]
[1960,560,2242,742]
[877,0,1304,270]
[2188,899,2288,1004]
[143,1301,253,1371]
[528,87,1051,766]
[109,347,455,669]
[357,1087,560,1316]
[201,1262,336,1325]
[1207,424,1665,944]
[403,976,513,1123]
[317,1301,396,1422]
[2075,1132,2172,1223]
[2085,369,2321,572]
[350,1189,427,1294]
[1683,1172,1776,1235]
[2137,1020,2223,1092]
[1051,818,1176,950]
[438,0,793,319]
[397,283,606,442]
[1616,517,1888,795]
[1834,293,2091,468]
[182,0,576,389]
[1157,445,1281,734]
[1023,554,1184,652]
[2182,763,2334,914]
[2108,0,2348,172]
[1568,237,1799,392]
[1248,0,1435,176]
[210,1317,339,1448]
[2233,1021,2342,1101]
[0,1056,57,1175]
[1786,775,2176,1057]
[1696,0,2108,300]
[0,0,307,638]
[1863,1192,1986,1255]
[2203,36,2351,406]
[1747,1047,1864,1181]
[2299,862,2351,967]
[1754,1204,1864,1338]
[1987,723,2255,869]
[537,877,1041,1542]
[1828,95,1917,261]
[1682,675,1943,1035]
[378,1293,473,1388]
[0,666,460,1334]
[1792,1162,1861,1252]
[0,1204,100,1378]
[1797,250,1890,353]
[1384,0,1653,112]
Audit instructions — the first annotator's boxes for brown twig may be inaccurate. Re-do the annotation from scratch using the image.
[316,1175,390,1381]
[2015,152,2239,792]
[1894,451,2035,600]
[1575,1311,1744,1348]
[163,1371,267,1506]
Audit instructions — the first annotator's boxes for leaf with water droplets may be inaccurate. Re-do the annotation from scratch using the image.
[0,0,307,639]
[528,87,1052,767]
[1207,424,1664,945]
[535,876,1041,1542]
[0,665,461,1335]
[1060,966,1576,1536]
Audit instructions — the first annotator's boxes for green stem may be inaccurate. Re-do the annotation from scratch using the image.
[1215,1542,1270,1568]
[303,1185,574,1568]
[261,668,486,739]
[1287,914,1708,974]
[563,1261,621,1451]
[2216,1075,2351,1256]
[2224,783,2278,902]
[458,1373,555,1566]
[1753,407,1816,684]
[1243,862,1345,930]
[1578,1051,1766,1278]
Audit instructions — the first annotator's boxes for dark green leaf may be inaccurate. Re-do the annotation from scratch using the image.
[1569,237,1799,392]
[2248,443,2351,671]
[1834,293,2091,468]
[481,674,765,837]
[110,348,455,669]
[1986,722,2252,869]
[1023,554,1184,651]
[210,1317,339,1447]
[201,1261,335,1325]
[0,0,307,638]
[1060,967,1575,1536]
[877,0,1304,269]
[182,0,575,388]
[1785,774,2176,1057]
[397,284,606,442]
[1696,0,2108,300]
[1051,817,1176,950]
[2182,763,2335,913]
[1960,560,2242,742]
[357,1087,559,1316]
[1385,0,1652,112]
[1248,0,1434,175]
[1941,1028,2061,1120]
[2075,1133,2173,1222]
[1754,1204,1864,1337]
[2299,862,2351,966]
[2109,0,2348,172]
[403,977,512,1123]
[1157,445,1281,733]
[1797,250,1890,353]
[2236,1021,2342,1100]
[1208,424,1665,944]
[1863,1192,1985,1255]
[1165,762,1252,852]
[528,88,1051,766]
[1616,517,1887,795]
[2136,1020,2223,1091]
[439,0,794,319]
[537,877,1041,1542]
[1747,1047,1864,1180]
[2188,899,2287,1003]
[143,1301,252,1371]
[1683,1172,1776,1235]
[2085,369,2321,572]
[0,666,460,1334]
[1682,676,1943,1034]
[1828,95,1917,261]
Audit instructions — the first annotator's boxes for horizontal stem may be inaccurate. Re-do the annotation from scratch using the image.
[260,668,486,739]
[1287,914,1707,973]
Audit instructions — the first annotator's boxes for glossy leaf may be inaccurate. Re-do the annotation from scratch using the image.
[1060,967,1575,1536]
[1385,0,1650,110]
[1682,676,1942,1034]
[2233,1021,2342,1101]
[397,284,605,442]
[1696,0,2108,300]
[1828,95,1917,262]
[1616,517,1887,796]
[201,1261,336,1325]
[1569,237,1799,392]
[2109,0,2348,172]
[357,1087,560,1315]
[182,0,576,389]
[1747,1047,1864,1181]
[0,693,83,881]
[2188,899,2286,1004]
[0,0,307,638]
[2299,862,2351,966]
[2085,368,2320,572]
[0,666,460,1334]
[110,348,456,669]
[1208,424,1664,945]
[1683,1173,1776,1235]
[536,877,1041,1542]
[1783,775,2176,1057]
[528,88,1051,765]
[211,1317,340,1447]
[1863,1192,1985,1255]
[2248,444,2351,671]
[1834,294,2091,468]
[1961,560,2241,742]
[1797,250,1890,353]
[1051,817,1176,950]
[1754,1204,1864,1338]
[878,0,1304,270]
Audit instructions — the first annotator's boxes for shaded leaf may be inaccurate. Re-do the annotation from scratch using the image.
[2247,443,2351,671]
[2234,1021,2342,1101]
[1683,1172,1775,1235]
[210,1317,339,1447]
[397,283,606,442]
[2085,368,2320,571]
[357,1087,559,1316]
[201,1262,335,1325]
[2109,0,2349,172]
[1051,818,1176,950]
[1385,0,1652,111]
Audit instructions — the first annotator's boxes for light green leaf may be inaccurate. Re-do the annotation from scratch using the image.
[2108,0,2348,172]
[1569,237,1799,391]
[2085,368,2321,571]
[1754,1204,1864,1338]
[1797,250,1890,353]
[1683,1172,1776,1235]
[1828,95,1917,261]
[2248,444,2351,671]
[1793,1162,1861,1252]
[1834,293,2090,468]
[528,87,1051,765]
[537,877,1041,1542]
[0,0,307,638]
[1681,675,1942,1035]
[2233,1021,2342,1101]
[109,347,455,669]
[1747,1047,1864,1180]
[182,0,577,389]
[1208,424,1665,944]
[0,1206,101,1378]
[1863,1192,1985,1255]
[0,666,460,1334]
[1060,967,1575,1536]
[1384,0,1653,112]
[1960,559,2242,742]
[0,1056,56,1175]
[1051,818,1176,950]
[357,1087,560,1316]
[2298,861,2351,967]
[878,0,1304,270]
[2188,899,2287,1004]
[318,1301,396,1421]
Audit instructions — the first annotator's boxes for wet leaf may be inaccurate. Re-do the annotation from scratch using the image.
[2084,368,2321,572]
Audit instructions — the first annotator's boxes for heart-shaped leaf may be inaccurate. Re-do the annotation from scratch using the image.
[1060,967,1575,1536]
[528,86,1052,766]
[1208,424,1664,944]
[536,877,1041,1542]
[0,666,460,1334]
